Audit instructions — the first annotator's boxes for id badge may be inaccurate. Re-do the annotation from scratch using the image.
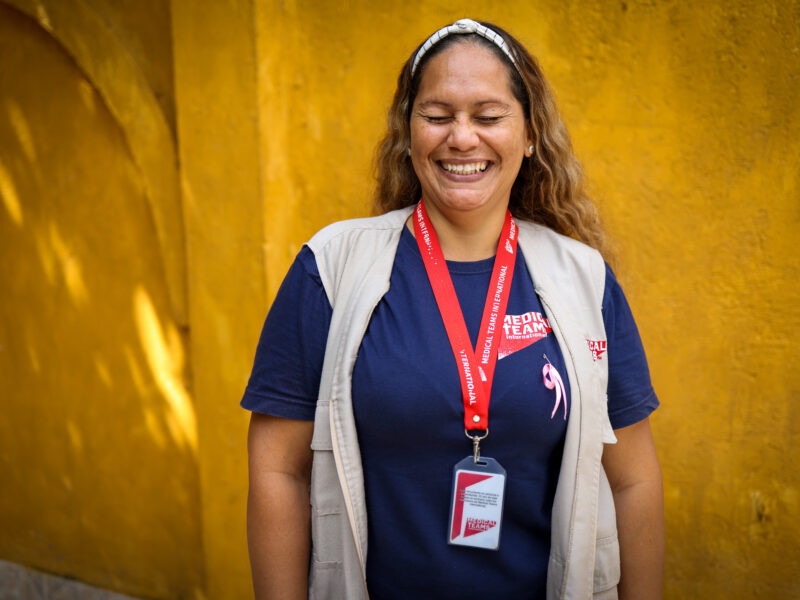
[448,455,506,550]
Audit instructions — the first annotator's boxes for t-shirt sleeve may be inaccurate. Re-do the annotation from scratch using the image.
[240,246,332,420]
[602,263,660,429]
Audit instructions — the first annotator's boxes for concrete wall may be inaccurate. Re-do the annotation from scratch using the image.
[0,0,797,598]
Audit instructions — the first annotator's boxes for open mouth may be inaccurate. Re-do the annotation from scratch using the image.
[439,161,489,175]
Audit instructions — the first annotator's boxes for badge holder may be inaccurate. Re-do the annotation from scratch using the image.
[448,430,506,550]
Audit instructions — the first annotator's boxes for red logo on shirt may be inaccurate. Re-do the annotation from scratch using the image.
[497,312,551,359]
[587,339,607,361]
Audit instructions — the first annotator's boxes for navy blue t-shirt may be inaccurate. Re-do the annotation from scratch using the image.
[242,226,658,599]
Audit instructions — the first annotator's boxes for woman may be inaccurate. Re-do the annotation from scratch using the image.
[244,18,664,600]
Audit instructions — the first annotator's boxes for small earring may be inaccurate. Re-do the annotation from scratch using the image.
[407,147,412,157]
[527,144,534,156]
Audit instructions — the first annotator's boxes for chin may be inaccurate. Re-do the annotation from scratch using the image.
[434,192,503,214]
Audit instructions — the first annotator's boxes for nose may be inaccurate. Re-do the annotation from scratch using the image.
[447,116,479,151]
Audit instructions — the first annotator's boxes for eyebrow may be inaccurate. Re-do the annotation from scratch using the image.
[416,99,512,109]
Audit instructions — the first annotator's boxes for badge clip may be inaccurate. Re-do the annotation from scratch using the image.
[465,428,489,464]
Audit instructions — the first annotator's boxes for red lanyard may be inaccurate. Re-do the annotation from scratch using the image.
[413,200,518,433]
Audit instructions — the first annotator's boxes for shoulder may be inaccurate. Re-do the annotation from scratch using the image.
[516,220,602,264]
[305,206,414,305]
[306,207,413,254]
[516,221,606,307]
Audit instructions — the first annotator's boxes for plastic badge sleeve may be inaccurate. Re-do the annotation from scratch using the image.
[447,456,507,550]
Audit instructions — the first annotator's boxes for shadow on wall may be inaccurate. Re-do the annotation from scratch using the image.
[0,6,203,599]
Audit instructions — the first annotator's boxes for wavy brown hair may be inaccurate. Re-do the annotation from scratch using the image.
[374,21,610,259]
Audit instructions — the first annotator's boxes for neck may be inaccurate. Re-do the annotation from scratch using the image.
[413,201,508,261]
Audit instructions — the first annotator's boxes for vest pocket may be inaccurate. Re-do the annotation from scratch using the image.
[594,467,620,594]
[310,445,356,597]
[309,455,353,599]
[593,533,620,595]
[308,558,345,600]
[310,449,345,559]
[310,402,340,515]
[310,509,344,563]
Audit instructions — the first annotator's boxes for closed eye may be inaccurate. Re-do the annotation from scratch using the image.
[423,115,452,123]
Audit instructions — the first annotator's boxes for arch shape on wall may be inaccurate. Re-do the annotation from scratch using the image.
[2,0,188,326]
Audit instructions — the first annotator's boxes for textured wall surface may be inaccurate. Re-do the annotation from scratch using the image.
[171,1,265,598]
[0,0,797,599]
[0,2,203,599]
[548,3,800,597]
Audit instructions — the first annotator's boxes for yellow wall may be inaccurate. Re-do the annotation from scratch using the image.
[0,0,797,598]
[171,2,265,598]
[0,2,202,598]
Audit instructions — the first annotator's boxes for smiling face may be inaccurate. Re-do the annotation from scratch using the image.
[410,41,531,223]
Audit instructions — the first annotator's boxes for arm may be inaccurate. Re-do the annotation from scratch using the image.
[247,412,314,600]
[602,417,664,600]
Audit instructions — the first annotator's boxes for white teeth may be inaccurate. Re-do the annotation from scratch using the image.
[441,161,489,175]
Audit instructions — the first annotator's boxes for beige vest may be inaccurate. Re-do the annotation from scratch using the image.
[306,207,619,600]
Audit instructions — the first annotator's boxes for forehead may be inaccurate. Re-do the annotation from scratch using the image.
[414,41,517,104]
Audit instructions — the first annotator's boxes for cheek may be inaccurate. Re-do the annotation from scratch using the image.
[503,129,528,160]
[410,124,434,152]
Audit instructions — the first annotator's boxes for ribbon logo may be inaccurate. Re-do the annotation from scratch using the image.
[542,362,567,420]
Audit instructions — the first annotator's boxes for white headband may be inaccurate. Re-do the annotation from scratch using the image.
[411,18,520,77]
